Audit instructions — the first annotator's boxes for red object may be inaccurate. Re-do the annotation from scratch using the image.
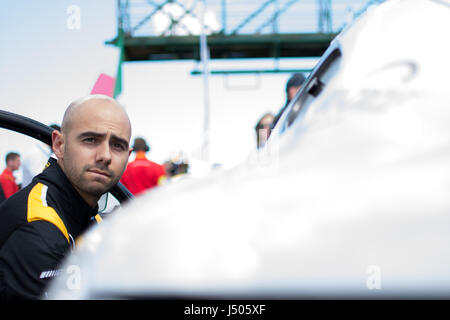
[0,169,19,199]
[90,74,115,97]
[120,151,166,196]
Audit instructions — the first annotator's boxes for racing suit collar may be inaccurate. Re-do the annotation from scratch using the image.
[37,157,99,225]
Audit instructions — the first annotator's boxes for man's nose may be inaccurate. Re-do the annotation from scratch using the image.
[96,141,112,165]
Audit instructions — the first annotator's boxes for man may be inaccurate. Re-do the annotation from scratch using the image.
[272,72,306,127]
[120,137,165,196]
[0,94,132,299]
[0,152,21,199]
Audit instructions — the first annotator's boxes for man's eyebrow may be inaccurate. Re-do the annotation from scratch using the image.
[78,132,129,148]
[78,131,105,139]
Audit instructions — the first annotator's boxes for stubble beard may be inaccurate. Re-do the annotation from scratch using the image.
[63,156,120,199]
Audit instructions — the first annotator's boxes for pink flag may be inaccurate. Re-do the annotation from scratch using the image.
[90,74,116,97]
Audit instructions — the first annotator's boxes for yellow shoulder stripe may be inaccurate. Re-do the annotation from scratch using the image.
[27,183,70,244]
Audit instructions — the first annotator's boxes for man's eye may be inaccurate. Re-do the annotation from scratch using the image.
[112,143,125,151]
[83,137,97,143]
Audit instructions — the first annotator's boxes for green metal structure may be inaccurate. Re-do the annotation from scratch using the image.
[109,0,384,96]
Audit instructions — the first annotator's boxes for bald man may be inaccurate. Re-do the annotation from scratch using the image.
[0,95,132,299]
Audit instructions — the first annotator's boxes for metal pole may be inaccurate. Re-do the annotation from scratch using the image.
[200,0,210,162]
[114,0,125,98]
[221,0,227,34]
[273,0,280,70]
[273,0,279,34]
[318,0,332,33]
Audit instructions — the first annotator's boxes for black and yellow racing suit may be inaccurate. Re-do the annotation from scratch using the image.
[0,157,101,299]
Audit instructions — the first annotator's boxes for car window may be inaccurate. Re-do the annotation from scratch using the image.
[279,48,342,135]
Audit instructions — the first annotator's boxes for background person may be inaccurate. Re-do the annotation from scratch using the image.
[120,137,166,196]
[0,152,21,199]
[254,113,275,150]
[272,73,306,127]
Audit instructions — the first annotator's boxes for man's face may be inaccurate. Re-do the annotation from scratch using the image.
[53,99,131,206]
[9,157,21,171]
[288,85,301,101]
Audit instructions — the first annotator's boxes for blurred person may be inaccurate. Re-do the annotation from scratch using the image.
[163,160,178,178]
[255,113,275,149]
[163,160,189,184]
[0,94,132,299]
[120,137,166,196]
[163,154,189,180]
[0,152,21,199]
[21,124,61,188]
[272,72,306,127]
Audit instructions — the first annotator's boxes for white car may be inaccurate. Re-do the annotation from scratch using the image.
[46,0,450,299]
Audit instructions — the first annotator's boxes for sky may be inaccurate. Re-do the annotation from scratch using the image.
[0,0,368,180]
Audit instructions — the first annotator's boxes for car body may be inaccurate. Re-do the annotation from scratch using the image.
[46,0,450,299]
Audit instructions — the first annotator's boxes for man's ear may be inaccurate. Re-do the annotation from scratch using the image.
[52,130,64,159]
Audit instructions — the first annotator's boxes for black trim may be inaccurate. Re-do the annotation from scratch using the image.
[284,47,342,129]
[0,110,53,147]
